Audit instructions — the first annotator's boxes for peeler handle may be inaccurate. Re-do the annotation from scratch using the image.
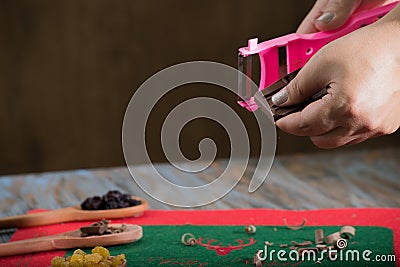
[238,1,400,115]
[239,0,400,90]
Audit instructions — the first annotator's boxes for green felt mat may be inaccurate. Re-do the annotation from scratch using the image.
[66,226,395,266]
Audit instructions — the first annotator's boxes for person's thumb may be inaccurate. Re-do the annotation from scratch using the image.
[271,56,329,107]
[315,0,362,32]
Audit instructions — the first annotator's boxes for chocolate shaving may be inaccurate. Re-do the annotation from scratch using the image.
[315,229,324,244]
[289,246,298,250]
[291,240,312,247]
[265,241,274,246]
[340,226,355,239]
[245,225,257,234]
[283,218,307,230]
[325,232,341,245]
[279,244,288,248]
[181,233,197,246]
[107,224,127,234]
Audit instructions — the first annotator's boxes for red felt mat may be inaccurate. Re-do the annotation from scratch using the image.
[0,208,399,267]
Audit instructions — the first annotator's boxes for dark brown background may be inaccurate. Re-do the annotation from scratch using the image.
[1,0,399,175]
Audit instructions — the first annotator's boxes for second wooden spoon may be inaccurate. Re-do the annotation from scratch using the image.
[0,197,148,229]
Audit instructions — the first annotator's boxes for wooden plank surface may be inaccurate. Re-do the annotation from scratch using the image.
[1,148,399,243]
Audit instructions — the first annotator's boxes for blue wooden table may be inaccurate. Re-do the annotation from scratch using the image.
[1,148,399,243]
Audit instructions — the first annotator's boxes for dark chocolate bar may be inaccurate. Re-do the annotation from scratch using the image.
[262,69,327,121]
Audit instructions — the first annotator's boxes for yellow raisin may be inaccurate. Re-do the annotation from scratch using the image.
[69,254,84,267]
[70,254,84,262]
[110,254,125,267]
[70,261,84,267]
[92,246,110,259]
[99,259,112,267]
[83,262,98,267]
[51,256,67,267]
[73,249,86,256]
[84,253,102,263]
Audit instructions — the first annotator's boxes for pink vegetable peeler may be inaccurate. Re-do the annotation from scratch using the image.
[238,1,400,120]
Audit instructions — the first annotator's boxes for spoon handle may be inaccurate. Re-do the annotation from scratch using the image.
[0,224,143,257]
[0,198,148,229]
[0,207,77,229]
[0,233,61,257]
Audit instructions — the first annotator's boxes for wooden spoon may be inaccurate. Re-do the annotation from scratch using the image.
[0,197,148,229]
[0,223,142,257]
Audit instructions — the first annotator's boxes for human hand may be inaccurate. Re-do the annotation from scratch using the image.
[297,0,395,34]
[272,13,400,148]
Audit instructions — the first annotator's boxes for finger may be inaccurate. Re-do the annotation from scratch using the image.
[354,0,393,13]
[297,0,330,34]
[271,53,332,107]
[314,0,362,32]
[275,96,337,137]
[310,127,355,148]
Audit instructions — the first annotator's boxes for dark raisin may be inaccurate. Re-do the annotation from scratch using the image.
[105,200,119,209]
[121,194,132,201]
[118,201,129,208]
[91,196,106,210]
[128,198,142,206]
[80,197,92,210]
[105,190,122,200]
[81,191,137,210]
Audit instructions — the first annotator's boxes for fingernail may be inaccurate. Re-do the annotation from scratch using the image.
[316,12,334,24]
[271,88,288,105]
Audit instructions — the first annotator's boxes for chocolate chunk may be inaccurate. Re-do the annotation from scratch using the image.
[262,69,327,121]
[80,219,109,236]
[79,219,127,237]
